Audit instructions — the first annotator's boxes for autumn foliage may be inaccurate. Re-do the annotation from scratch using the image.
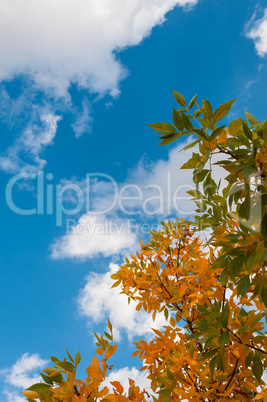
[23,92,267,401]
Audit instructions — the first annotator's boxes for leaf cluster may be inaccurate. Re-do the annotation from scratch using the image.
[23,92,267,401]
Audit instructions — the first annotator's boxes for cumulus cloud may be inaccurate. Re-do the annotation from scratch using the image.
[1,353,47,389]
[1,353,47,401]
[246,8,267,57]
[0,0,198,173]
[51,214,139,260]
[60,139,197,217]
[50,132,231,260]
[78,263,166,340]
[50,139,198,259]
[0,0,198,98]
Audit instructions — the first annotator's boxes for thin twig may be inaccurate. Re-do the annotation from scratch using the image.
[224,358,239,391]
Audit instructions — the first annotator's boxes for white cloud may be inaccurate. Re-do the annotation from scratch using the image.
[50,133,230,260]
[50,139,198,260]
[72,98,93,138]
[0,0,198,98]
[246,8,267,57]
[0,0,198,173]
[3,391,25,402]
[0,107,61,173]
[1,353,47,389]
[78,263,166,340]
[60,138,197,217]
[51,214,139,260]
[1,353,48,402]
[124,139,196,217]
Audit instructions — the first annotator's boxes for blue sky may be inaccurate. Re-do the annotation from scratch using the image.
[0,0,267,399]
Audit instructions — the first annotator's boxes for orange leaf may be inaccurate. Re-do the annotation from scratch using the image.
[110,381,124,394]
[217,129,227,144]
[105,345,117,360]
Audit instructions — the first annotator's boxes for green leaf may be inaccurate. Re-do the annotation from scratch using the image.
[193,128,209,141]
[63,346,74,363]
[194,162,205,175]
[147,122,176,132]
[209,355,217,377]
[158,133,181,146]
[209,125,226,141]
[213,99,236,124]
[220,268,228,286]
[216,353,225,372]
[190,343,195,357]
[181,153,201,169]
[242,122,252,140]
[161,393,171,402]
[56,361,75,372]
[172,90,186,106]
[243,165,255,180]
[245,351,254,369]
[172,107,184,131]
[194,169,209,183]
[188,94,197,110]
[218,331,230,348]
[250,313,264,329]
[75,351,81,366]
[164,307,169,321]
[158,133,181,147]
[198,117,213,130]
[167,367,175,381]
[194,109,202,118]
[181,113,194,132]
[229,118,242,135]
[238,133,251,148]
[27,383,51,392]
[41,373,54,386]
[237,275,250,298]
[179,139,200,152]
[239,197,251,221]
[49,373,64,384]
[222,303,230,328]
[261,287,267,308]
[260,212,267,240]
[245,111,258,125]
[202,100,213,122]
[203,348,218,360]
[252,355,263,383]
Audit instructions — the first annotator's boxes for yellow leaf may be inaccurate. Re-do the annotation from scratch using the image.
[21,391,39,399]
[170,316,176,327]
